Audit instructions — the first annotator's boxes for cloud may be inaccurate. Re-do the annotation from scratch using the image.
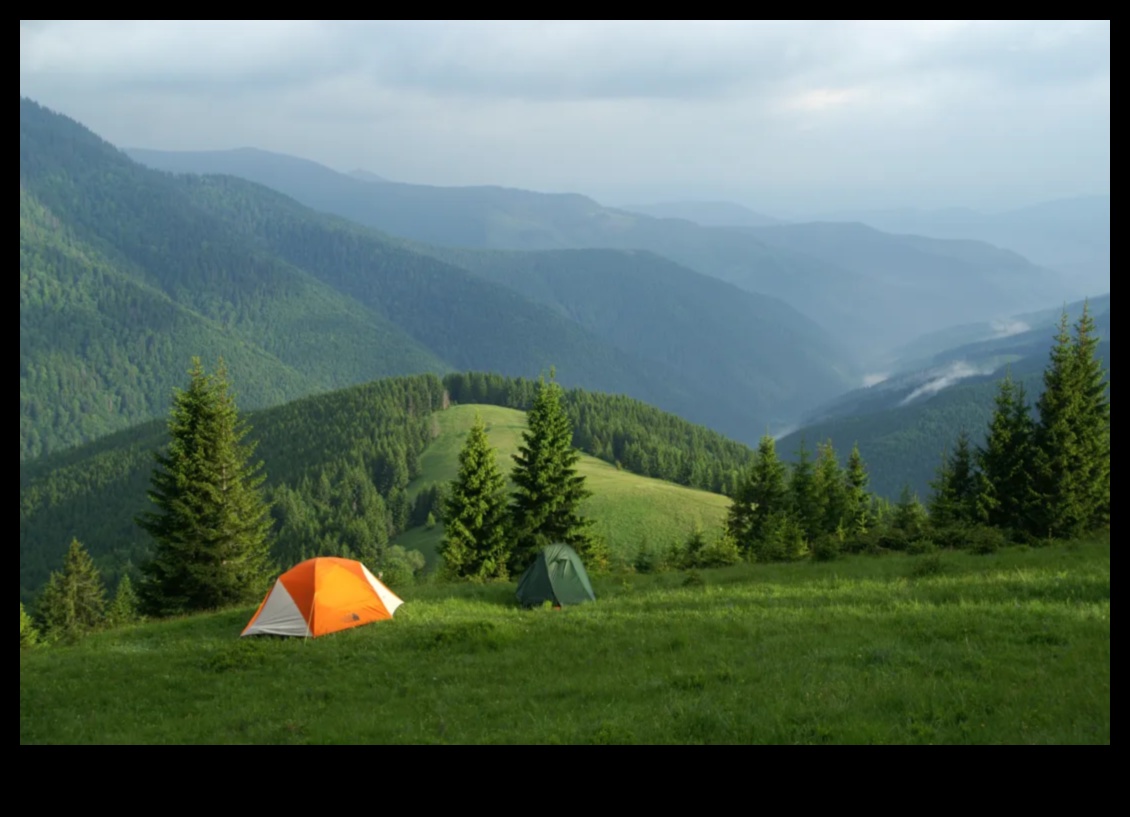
[18,20,1110,211]
[898,360,998,405]
[991,319,1031,338]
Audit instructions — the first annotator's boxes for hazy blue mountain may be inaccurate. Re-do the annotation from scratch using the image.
[617,200,784,227]
[779,294,1111,499]
[347,169,391,183]
[129,146,1045,361]
[24,99,855,457]
[418,245,857,436]
[20,101,694,456]
[814,196,1110,297]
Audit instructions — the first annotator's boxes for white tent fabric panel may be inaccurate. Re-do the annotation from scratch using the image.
[361,564,404,616]
[241,580,310,637]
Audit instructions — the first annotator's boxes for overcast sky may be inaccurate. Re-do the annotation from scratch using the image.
[19,20,1110,215]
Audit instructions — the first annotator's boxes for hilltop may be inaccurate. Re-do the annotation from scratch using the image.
[21,372,753,602]
[393,404,731,567]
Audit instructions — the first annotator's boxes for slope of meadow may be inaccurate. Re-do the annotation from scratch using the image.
[20,539,1110,744]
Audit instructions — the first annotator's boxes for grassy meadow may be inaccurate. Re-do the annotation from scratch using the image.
[20,538,1109,744]
[397,404,732,566]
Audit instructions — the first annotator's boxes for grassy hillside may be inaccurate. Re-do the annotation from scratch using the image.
[21,375,751,602]
[395,405,731,567]
[20,539,1110,744]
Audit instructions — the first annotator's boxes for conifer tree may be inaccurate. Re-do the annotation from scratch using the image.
[137,358,274,616]
[726,434,789,555]
[814,440,848,535]
[1030,305,1111,538]
[106,574,141,628]
[929,430,981,526]
[844,443,873,535]
[977,374,1035,531]
[20,603,40,649]
[37,538,107,642]
[509,376,602,573]
[789,438,821,540]
[440,414,511,580]
[892,486,929,541]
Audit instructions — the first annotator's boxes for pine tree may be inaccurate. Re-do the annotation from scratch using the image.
[977,374,1035,531]
[892,486,928,541]
[814,440,848,536]
[929,430,981,526]
[106,574,141,628]
[789,438,821,540]
[509,377,602,573]
[136,358,274,616]
[20,603,40,649]
[844,443,873,535]
[1070,302,1111,531]
[37,538,107,643]
[439,414,511,580]
[726,435,789,555]
[1030,305,1111,538]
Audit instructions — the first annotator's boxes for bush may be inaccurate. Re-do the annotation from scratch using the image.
[695,533,743,568]
[811,535,842,562]
[906,538,938,556]
[381,545,427,587]
[20,603,39,649]
[966,526,1008,555]
[909,552,946,578]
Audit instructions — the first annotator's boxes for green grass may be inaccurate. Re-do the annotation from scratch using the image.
[20,539,1109,744]
[399,405,731,566]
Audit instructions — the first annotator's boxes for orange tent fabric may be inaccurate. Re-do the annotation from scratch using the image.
[241,557,404,638]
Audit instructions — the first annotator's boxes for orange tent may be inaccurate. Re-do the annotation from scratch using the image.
[241,557,404,638]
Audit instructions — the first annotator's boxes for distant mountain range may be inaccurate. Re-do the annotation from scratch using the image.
[779,294,1111,499]
[617,200,783,227]
[813,197,1110,298]
[21,98,852,458]
[126,146,1076,362]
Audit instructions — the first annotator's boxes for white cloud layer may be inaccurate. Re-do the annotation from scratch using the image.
[19,20,1110,212]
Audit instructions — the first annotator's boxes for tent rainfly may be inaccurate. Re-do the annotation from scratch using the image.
[515,543,596,608]
[242,556,403,638]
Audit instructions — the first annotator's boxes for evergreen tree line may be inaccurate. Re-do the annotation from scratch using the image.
[21,370,449,604]
[927,304,1110,542]
[443,372,755,494]
[438,375,608,581]
[21,537,141,648]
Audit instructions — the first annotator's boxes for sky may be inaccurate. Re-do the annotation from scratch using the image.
[19,20,1110,215]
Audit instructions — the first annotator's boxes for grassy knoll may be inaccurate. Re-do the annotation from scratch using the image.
[399,404,731,566]
[20,539,1109,744]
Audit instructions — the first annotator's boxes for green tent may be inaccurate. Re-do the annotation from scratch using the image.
[515,543,596,608]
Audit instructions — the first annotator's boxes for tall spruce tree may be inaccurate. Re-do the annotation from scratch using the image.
[814,440,848,536]
[440,414,511,580]
[36,538,107,642]
[977,374,1035,531]
[726,434,789,555]
[929,430,981,526]
[844,443,873,535]
[137,358,274,616]
[509,376,601,573]
[1030,305,1111,538]
[789,438,821,540]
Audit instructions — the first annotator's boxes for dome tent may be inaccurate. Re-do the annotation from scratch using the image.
[515,543,596,608]
[242,557,403,638]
